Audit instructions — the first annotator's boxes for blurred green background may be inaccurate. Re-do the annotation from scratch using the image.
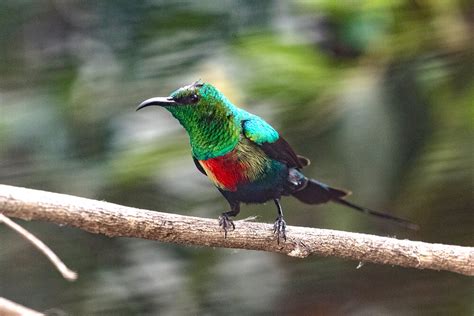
[0,0,472,315]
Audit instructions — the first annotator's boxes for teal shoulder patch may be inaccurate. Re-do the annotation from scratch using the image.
[243,116,279,145]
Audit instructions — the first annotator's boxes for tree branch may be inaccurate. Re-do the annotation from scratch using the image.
[0,214,77,281]
[0,184,472,276]
[0,297,43,316]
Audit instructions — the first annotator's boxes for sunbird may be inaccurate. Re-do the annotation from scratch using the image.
[137,81,417,242]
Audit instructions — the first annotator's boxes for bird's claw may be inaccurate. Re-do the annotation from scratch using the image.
[273,215,287,244]
[219,214,235,238]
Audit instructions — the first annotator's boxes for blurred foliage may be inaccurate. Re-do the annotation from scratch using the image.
[0,0,472,315]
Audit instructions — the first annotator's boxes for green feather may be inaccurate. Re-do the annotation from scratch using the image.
[163,83,279,160]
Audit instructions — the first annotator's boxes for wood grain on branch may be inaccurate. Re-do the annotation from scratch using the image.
[0,184,472,276]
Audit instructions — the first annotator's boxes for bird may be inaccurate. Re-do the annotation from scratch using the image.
[137,81,418,243]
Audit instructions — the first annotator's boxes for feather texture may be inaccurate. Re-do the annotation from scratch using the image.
[199,137,271,191]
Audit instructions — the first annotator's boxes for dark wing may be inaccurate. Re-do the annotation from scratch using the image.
[260,137,307,169]
[242,118,309,169]
[192,156,207,175]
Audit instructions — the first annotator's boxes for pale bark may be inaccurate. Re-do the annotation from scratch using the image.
[0,213,77,281]
[0,184,472,276]
[0,297,43,316]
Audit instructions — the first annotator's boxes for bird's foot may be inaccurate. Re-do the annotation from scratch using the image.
[273,215,287,244]
[218,213,235,238]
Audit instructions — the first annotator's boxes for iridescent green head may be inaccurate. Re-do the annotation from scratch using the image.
[137,82,242,160]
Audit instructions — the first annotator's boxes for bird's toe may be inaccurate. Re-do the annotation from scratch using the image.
[273,216,287,244]
[218,214,235,238]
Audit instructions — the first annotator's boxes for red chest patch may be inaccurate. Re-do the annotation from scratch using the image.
[199,152,248,191]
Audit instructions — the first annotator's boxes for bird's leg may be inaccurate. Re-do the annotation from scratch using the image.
[273,199,287,244]
[219,202,240,238]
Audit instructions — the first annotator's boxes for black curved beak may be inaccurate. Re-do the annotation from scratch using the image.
[136,97,179,111]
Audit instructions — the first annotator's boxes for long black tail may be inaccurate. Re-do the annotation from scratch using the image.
[292,178,419,230]
[333,197,419,230]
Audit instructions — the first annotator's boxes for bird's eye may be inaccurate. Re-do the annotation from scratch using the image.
[190,94,199,103]
[172,93,200,104]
